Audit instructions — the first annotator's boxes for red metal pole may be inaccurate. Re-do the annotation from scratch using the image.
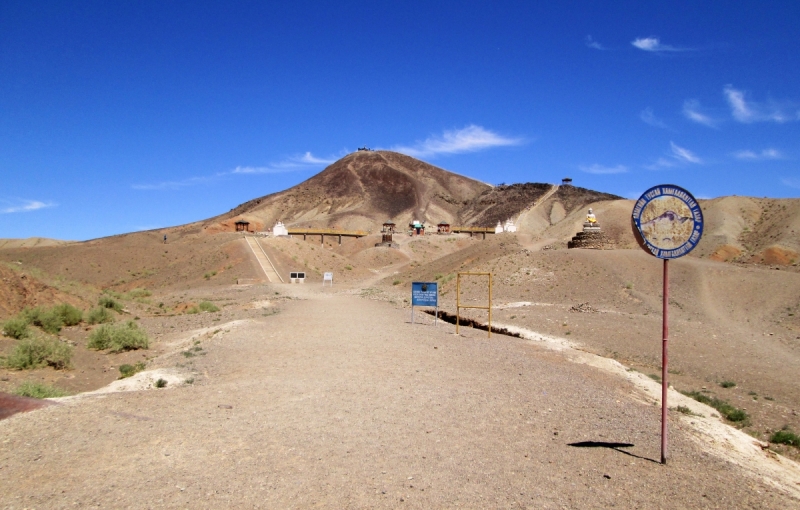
[661,258,669,465]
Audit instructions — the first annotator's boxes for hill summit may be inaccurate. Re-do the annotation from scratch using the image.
[207,150,619,233]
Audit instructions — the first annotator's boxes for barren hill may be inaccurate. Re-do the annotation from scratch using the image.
[207,151,492,232]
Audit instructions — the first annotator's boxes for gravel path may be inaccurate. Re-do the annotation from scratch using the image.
[1,288,798,508]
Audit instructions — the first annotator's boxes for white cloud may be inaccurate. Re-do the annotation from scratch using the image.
[0,199,56,214]
[724,85,800,123]
[781,178,800,189]
[670,142,702,164]
[585,35,606,50]
[644,157,677,170]
[734,148,783,160]
[134,151,337,189]
[579,164,628,175]
[390,125,523,158]
[682,100,719,128]
[132,175,221,190]
[640,108,668,128]
[231,152,337,174]
[631,37,687,52]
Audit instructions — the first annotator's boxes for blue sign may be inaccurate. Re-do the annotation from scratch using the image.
[632,184,703,259]
[411,282,438,306]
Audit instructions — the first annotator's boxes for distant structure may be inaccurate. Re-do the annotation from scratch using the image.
[562,177,573,185]
[409,220,425,236]
[272,220,289,237]
[357,146,373,151]
[235,220,250,232]
[437,222,450,234]
[568,208,613,249]
[494,218,517,234]
[382,220,396,233]
[376,220,399,248]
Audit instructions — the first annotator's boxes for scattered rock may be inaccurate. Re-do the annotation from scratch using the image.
[570,303,598,313]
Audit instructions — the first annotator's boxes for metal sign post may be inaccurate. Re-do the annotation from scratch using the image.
[411,282,438,325]
[632,184,703,465]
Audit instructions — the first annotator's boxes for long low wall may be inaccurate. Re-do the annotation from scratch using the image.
[287,228,368,237]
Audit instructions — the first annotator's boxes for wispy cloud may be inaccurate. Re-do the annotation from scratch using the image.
[390,125,523,158]
[631,37,688,52]
[231,152,337,174]
[0,199,56,214]
[724,85,800,123]
[640,107,668,128]
[734,148,783,160]
[781,178,800,189]
[132,175,222,190]
[644,158,677,171]
[585,35,606,50]
[670,141,702,164]
[682,100,719,128]
[134,151,337,189]
[579,164,628,175]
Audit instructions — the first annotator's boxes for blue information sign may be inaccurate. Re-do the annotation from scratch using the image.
[411,282,438,306]
[632,184,703,259]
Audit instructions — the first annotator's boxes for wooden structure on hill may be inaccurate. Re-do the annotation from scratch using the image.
[450,226,495,239]
[235,220,250,232]
[287,227,367,245]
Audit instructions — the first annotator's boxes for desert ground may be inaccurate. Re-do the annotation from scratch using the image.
[1,228,800,508]
[1,152,800,507]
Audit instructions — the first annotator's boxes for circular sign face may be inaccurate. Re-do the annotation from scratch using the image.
[631,184,703,259]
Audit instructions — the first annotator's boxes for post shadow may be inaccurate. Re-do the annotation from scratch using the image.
[567,441,660,464]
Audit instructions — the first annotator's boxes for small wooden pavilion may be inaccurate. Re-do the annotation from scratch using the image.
[382,221,396,233]
[235,220,250,232]
[437,222,451,234]
[562,177,573,185]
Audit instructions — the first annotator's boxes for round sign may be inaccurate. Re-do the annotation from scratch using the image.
[631,184,703,259]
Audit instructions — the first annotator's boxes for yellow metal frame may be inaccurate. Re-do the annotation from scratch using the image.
[455,272,493,338]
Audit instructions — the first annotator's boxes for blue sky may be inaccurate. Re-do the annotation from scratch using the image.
[2,1,799,240]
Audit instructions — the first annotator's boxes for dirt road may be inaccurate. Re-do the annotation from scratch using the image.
[1,285,798,508]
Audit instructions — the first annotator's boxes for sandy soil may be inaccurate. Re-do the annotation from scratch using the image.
[2,281,800,508]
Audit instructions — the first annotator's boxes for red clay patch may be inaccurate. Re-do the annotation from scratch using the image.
[0,392,56,420]
[750,245,799,265]
[709,244,742,262]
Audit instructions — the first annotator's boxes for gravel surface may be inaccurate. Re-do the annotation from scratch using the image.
[2,285,799,508]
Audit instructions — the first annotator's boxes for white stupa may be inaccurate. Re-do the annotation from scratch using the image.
[272,220,288,236]
[495,218,517,234]
[504,218,517,233]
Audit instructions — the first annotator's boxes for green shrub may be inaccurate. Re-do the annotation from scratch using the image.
[771,427,800,447]
[392,280,401,285]
[13,381,69,398]
[88,321,149,352]
[23,307,63,334]
[98,295,123,312]
[198,301,219,312]
[126,288,151,299]
[53,303,83,326]
[119,361,146,379]
[86,306,114,325]
[2,317,30,339]
[720,380,736,388]
[4,336,73,370]
[682,390,749,424]
[155,378,167,388]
